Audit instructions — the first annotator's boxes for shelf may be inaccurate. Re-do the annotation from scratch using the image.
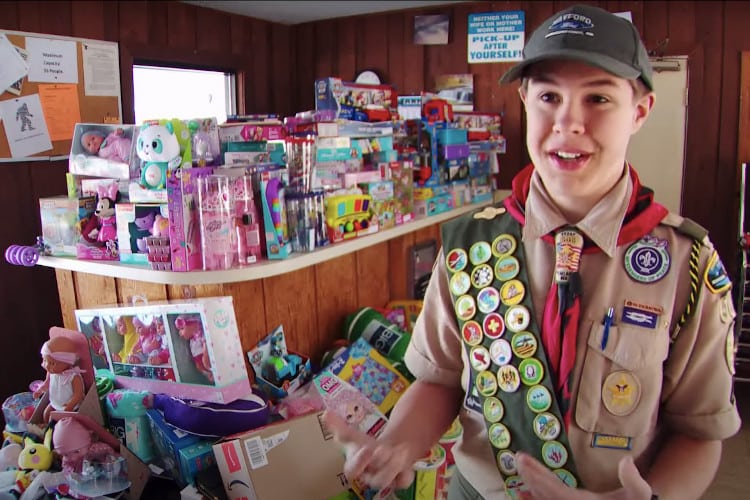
[37,195,506,285]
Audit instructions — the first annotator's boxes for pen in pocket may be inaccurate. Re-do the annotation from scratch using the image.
[601,306,615,350]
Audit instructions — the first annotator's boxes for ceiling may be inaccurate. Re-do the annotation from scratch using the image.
[182,1,466,25]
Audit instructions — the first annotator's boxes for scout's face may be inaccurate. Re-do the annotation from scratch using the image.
[519,60,654,206]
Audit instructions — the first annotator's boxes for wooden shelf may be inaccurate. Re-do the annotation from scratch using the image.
[37,196,506,285]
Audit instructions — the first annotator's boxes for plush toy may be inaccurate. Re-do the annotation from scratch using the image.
[14,428,53,494]
[81,128,132,163]
[174,314,213,382]
[81,181,119,249]
[52,417,117,473]
[133,210,157,253]
[33,337,85,423]
[0,443,21,471]
[136,122,181,190]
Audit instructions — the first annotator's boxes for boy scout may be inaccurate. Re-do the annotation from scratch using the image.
[325,5,741,499]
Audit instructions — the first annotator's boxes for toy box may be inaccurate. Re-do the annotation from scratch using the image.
[414,419,463,500]
[255,169,292,259]
[315,78,397,122]
[314,369,388,438]
[322,337,410,416]
[166,166,214,272]
[69,123,138,180]
[74,296,251,404]
[413,192,454,218]
[358,180,396,230]
[146,409,215,487]
[247,326,312,402]
[325,193,379,243]
[218,122,286,143]
[115,203,169,265]
[381,161,414,225]
[39,196,96,256]
[453,112,502,141]
[213,411,349,500]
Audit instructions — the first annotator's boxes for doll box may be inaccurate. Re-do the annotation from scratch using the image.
[69,123,138,180]
[39,196,96,256]
[213,411,349,500]
[115,203,169,265]
[246,326,312,402]
[166,167,215,272]
[74,297,251,404]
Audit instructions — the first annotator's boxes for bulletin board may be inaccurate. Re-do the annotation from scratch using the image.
[0,29,122,162]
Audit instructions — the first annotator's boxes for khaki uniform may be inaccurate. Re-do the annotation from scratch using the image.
[405,169,742,497]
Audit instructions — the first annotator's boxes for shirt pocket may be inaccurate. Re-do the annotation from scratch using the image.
[574,319,669,437]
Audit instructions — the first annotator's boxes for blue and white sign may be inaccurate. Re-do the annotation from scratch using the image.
[468,11,525,64]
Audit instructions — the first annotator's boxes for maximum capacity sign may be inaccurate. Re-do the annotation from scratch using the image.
[468,11,525,64]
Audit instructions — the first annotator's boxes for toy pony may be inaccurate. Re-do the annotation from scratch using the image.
[136,122,181,190]
[33,337,85,423]
[174,314,213,382]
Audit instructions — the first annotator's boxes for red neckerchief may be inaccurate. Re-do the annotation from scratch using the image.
[503,163,668,253]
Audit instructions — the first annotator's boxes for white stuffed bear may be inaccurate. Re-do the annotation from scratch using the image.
[136,122,181,190]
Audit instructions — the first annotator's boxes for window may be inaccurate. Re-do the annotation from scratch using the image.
[133,65,236,124]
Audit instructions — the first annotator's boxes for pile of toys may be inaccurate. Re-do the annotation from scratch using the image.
[28,76,504,272]
[1,295,459,499]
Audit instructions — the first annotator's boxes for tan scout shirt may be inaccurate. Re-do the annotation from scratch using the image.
[405,168,741,497]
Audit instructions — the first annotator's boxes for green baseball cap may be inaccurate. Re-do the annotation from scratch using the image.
[500,4,653,90]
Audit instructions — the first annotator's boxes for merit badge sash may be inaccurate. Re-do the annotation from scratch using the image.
[441,205,581,496]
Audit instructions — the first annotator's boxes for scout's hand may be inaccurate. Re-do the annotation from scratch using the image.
[516,452,653,500]
[323,411,415,490]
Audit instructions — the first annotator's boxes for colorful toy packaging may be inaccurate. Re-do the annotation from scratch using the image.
[115,203,169,265]
[165,166,213,272]
[74,297,251,404]
[69,124,138,180]
[39,196,96,256]
[247,326,312,401]
[315,78,397,122]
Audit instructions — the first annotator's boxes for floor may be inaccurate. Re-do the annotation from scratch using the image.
[702,382,750,499]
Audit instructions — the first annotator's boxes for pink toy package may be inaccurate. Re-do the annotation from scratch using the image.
[166,166,214,272]
[76,181,121,261]
[313,369,386,438]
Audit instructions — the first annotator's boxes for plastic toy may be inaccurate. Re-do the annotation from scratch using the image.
[261,331,304,388]
[136,122,181,190]
[174,314,214,383]
[52,416,117,473]
[81,128,132,164]
[422,98,454,123]
[1,392,38,433]
[4,237,47,267]
[33,336,85,423]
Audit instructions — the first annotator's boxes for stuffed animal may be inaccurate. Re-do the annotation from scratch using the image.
[136,122,180,190]
[14,428,53,494]
[33,337,85,423]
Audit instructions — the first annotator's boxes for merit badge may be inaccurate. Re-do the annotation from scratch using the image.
[483,396,505,423]
[541,441,568,469]
[462,321,483,346]
[471,264,494,289]
[726,330,736,375]
[455,295,476,321]
[495,256,520,282]
[705,250,732,294]
[554,469,578,488]
[554,230,584,283]
[602,371,641,416]
[492,234,517,257]
[488,422,512,449]
[469,241,492,265]
[476,370,498,397]
[504,477,528,496]
[470,346,492,372]
[505,305,531,332]
[477,287,501,314]
[621,304,658,329]
[624,235,670,283]
[449,271,471,296]
[532,412,561,441]
[483,312,505,339]
[511,332,538,359]
[490,339,513,366]
[526,385,552,413]
[497,364,520,393]
[446,248,468,273]
[500,279,525,306]
[497,450,517,476]
[519,358,544,386]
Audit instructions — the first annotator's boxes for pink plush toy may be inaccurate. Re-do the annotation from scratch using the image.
[52,417,117,473]
[174,315,213,382]
[81,129,132,163]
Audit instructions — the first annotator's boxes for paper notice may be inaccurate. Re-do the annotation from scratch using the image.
[0,34,29,95]
[0,94,53,157]
[82,42,120,96]
[26,37,78,84]
[38,84,81,141]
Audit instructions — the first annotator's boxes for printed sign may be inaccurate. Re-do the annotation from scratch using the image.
[468,11,525,64]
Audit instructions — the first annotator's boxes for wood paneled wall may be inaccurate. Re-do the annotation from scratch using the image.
[1,0,749,402]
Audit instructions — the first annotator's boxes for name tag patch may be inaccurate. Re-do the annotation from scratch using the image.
[591,433,633,450]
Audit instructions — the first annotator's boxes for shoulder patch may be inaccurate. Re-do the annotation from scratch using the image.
[704,250,732,295]
[660,213,709,243]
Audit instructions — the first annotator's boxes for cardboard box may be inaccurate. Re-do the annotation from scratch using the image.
[115,202,169,265]
[213,411,350,500]
[74,297,251,404]
[39,196,96,256]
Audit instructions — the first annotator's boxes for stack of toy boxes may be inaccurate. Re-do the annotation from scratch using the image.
[314,77,397,123]
[219,115,286,168]
[39,196,97,256]
[467,141,495,204]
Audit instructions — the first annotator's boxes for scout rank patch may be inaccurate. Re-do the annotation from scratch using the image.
[704,250,731,294]
[624,235,671,283]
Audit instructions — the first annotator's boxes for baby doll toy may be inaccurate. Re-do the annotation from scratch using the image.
[127,317,170,366]
[33,337,85,423]
[174,314,213,382]
[52,416,117,474]
[81,128,132,164]
[136,121,181,190]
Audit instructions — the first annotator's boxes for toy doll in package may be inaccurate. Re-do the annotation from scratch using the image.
[77,180,120,261]
[69,124,138,180]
